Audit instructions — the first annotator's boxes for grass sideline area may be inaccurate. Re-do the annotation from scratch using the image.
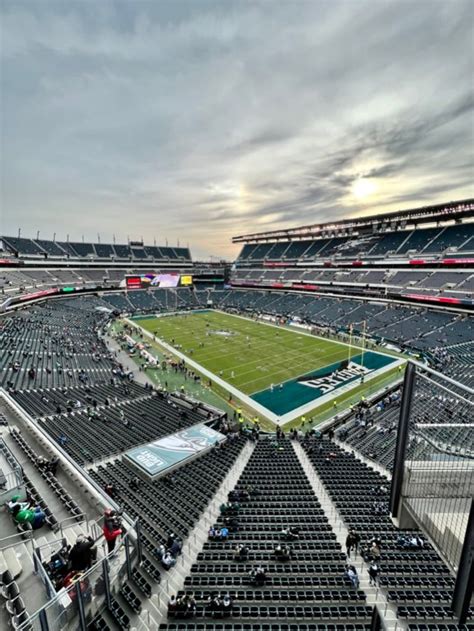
[135,310,361,395]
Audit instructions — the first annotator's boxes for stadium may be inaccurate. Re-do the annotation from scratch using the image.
[0,198,473,631]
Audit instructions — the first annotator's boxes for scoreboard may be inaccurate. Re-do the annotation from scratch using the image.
[124,273,193,289]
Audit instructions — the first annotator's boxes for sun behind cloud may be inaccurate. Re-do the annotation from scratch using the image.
[351,177,377,200]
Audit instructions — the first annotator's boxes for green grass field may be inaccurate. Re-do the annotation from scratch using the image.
[135,310,360,395]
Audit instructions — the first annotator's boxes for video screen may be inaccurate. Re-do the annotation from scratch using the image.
[125,273,193,289]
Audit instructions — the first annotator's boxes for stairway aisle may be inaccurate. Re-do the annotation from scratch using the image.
[144,439,256,625]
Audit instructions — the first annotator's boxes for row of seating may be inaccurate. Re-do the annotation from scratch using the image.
[0,569,30,630]
[9,427,83,520]
[301,436,471,626]
[170,439,374,626]
[88,434,247,579]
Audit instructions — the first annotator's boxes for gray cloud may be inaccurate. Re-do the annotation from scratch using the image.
[1,0,473,258]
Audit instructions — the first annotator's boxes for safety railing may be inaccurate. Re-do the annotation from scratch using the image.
[18,519,141,631]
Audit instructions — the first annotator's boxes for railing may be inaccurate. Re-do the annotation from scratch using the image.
[19,519,141,631]
[0,528,34,553]
[57,513,89,539]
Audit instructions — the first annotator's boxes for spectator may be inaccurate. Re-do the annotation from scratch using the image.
[274,544,291,561]
[281,526,299,541]
[219,526,229,540]
[233,544,249,562]
[102,509,123,554]
[162,551,176,570]
[104,482,116,499]
[11,503,46,529]
[170,537,183,557]
[345,564,359,589]
[368,562,380,586]
[129,476,140,491]
[69,535,97,571]
[249,565,266,586]
[345,529,360,557]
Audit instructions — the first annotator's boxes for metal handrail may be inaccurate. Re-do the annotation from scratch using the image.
[58,513,88,539]
[19,518,139,630]
[0,528,33,552]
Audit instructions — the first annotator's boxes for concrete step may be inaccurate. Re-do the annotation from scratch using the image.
[0,546,23,578]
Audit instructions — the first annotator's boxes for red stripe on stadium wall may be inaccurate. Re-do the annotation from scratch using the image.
[442,258,474,265]
[405,293,463,305]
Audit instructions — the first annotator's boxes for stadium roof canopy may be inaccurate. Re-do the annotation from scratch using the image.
[232,198,474,243]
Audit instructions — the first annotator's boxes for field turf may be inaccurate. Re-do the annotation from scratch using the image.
[135,311,357,395]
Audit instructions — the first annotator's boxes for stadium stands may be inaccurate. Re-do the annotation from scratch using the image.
[0,202,472,630]
[168,437,373,626]
[88,434,247,562]
[301,435,473,627]
[1,236,192,262]
[235,225,474,265]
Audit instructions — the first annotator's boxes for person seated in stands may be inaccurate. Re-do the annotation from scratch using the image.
[155,543,166,560]
[208,526,218,540]
[369,540,381,560]
[129,476,140,491]
[104,482,116,499]
[345,564,359,589]
[245,484,259,497]
[57,434,68,447]
[371,501,386,516]
[169,537,183,557]
[223,516,239,532]
[281,526,299,541]
[181,592,197,617]
[249,565,266,586]
[167,594,178,616]
[219,526,229,540]
[36,455,49,470]
[227,490,240,503]
[220,501,240,516]
[47,456,60,475]
[6,494,30,513]
[397,534,424,550]
[11,502,46,529]
[274,543,292,561]
[69,534,97,572]
[166,533,177,548]
[234,544,249,562]
[208,592,222,614]
[239,488,250,501]
[222,592,233,616]
[161,550,176,570]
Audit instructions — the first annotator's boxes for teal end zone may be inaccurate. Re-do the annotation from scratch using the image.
[250,351,396,416]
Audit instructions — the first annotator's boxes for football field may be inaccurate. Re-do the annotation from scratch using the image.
[137,310,350,394]
[131,310,403,422]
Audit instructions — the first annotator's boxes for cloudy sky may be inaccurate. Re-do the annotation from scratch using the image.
[1,0,473,259]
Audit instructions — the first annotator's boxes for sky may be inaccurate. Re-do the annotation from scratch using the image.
[1,0,473,259]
